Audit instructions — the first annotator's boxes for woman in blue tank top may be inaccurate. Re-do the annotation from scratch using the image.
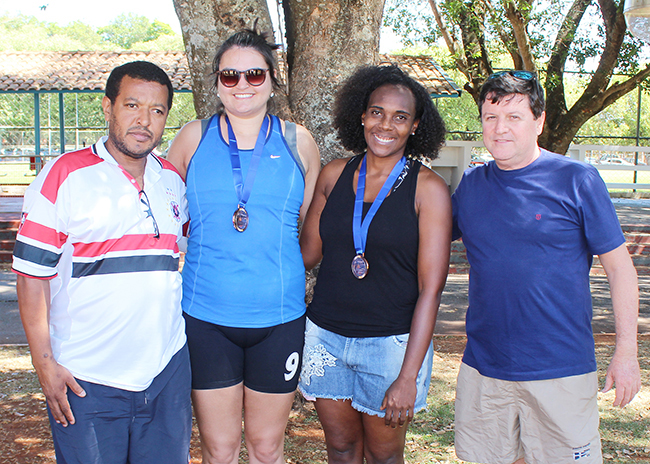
[167,27,320,464]
[298,65,451,463]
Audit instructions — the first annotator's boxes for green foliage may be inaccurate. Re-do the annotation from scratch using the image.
[0,92,197,160]
[0,13,183,51]
[383,0,437,48]
[130,34,185,52]
[0,93,34,127]
[384,0,649,75]
[437,93,482,139]
[98,13,175,49]
[161,92,198,151]
[577,86,650,144]
[0,13,106,50]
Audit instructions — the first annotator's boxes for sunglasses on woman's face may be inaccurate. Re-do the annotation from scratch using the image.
[217,68,269,87]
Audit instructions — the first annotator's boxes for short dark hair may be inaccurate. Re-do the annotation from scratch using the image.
[333,65,446,160]
[478,71,545,119]
[212,26,280,89]
[105,61,174,110]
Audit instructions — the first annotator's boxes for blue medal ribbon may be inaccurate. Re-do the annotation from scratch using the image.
[227,114,270,211]
[353,154,407,257]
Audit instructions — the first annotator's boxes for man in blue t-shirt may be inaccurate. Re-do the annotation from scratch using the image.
[452,70,640,464]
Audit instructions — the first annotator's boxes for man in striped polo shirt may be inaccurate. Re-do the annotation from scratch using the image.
[13,61,191,464]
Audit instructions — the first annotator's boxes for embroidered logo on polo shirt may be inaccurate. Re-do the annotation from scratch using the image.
[536,214,542,220]
[171,201,181,222]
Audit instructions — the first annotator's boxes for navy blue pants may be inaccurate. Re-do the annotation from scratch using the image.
[48,344,191,464]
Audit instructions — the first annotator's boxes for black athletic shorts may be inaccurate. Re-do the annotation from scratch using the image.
[183,313,306,394]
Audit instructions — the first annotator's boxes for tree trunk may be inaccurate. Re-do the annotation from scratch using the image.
[173,0,274,118]
[285,0,385,163]
[174,0,385,163]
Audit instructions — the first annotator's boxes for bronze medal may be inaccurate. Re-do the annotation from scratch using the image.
[233,205,249,232]
[351,254,369,279]
[227,115,269,234]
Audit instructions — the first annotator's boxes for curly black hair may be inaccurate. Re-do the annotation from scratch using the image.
[332,64,446,160]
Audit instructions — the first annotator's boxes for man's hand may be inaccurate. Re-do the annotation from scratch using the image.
[34,355,86,426]
[599,245,640,408]
[602,350,641,408]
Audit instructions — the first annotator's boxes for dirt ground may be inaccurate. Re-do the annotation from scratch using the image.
[1,334,646,464]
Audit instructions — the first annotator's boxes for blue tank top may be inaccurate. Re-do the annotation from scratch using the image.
[183,114,306,327]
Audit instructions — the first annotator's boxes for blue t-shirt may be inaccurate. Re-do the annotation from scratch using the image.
[182,114,306,328]
[452,150,625,381]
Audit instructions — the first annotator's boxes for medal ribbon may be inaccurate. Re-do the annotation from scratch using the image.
[227,114,270,209]
[353,155,407,256]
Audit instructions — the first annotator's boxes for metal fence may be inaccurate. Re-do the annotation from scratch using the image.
[0,91,197,178]
[429,141,650,192]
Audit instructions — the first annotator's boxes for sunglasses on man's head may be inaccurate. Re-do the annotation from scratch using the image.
[217,68,268,87]
[487,70,537,82]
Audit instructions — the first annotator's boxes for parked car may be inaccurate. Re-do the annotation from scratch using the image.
[469,153,493,167]
[599,158,635,166]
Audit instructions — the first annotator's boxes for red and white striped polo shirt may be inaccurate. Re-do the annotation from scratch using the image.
[13,137,188,391]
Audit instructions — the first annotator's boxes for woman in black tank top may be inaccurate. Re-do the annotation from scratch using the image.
[298,65,451,463]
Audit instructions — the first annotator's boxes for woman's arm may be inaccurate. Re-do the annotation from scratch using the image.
[381,167,452,427]
[166,119,203,180]
[295,124,321,223]
[299,158,348,270]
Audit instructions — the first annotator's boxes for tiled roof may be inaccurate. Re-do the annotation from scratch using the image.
[0,51,461,97]
[384,55,462,98]
[0,51,191,92]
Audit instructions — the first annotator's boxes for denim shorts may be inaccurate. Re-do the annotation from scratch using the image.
[298,318,433,417]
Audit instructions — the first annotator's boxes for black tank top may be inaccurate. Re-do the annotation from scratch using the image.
[307,155,421,337]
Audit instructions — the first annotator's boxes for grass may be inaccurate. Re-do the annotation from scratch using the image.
[0,163,37,185]
[599,170,650,189]
[2,339,648,463]
[596,343,650,462]
[0,346,41,398]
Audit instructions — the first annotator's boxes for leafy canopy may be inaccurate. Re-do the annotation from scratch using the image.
[0,13,182,50]
[98,13,174,49]
[384,0,648,75]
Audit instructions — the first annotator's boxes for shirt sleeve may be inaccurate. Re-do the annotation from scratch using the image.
[578,166,626,256]
[12,162,69,279]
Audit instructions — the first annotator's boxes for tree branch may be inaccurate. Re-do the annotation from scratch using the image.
[581,0,628,98]
[575,64,650,119]
[544,0,592,133]
[485,0,522,68]
[428,0,466,73]
[501,0,536,71]
[547,0,591,75]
